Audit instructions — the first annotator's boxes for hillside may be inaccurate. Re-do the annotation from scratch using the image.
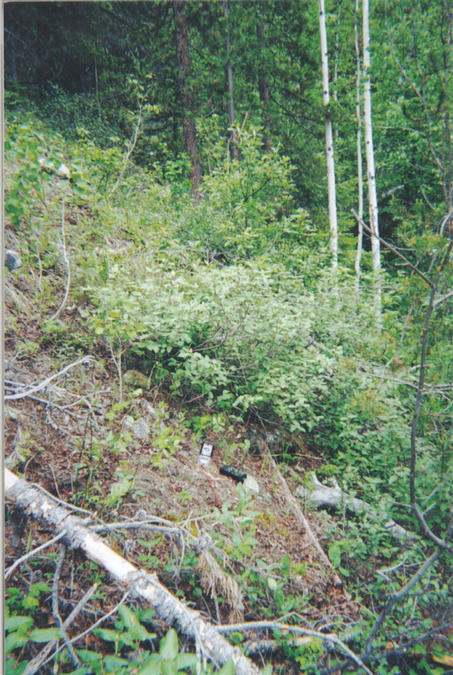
[4,103,452,674]
[3,1,453,670]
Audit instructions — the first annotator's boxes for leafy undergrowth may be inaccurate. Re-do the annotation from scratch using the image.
[4,310,359,672]
[4,105,452,674]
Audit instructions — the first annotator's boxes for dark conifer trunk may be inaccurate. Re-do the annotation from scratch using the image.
[222,0,238,160]
[257,19,272,152]
[173,0,202,199]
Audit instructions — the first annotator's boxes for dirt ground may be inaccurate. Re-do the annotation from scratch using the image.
[4,267,361,672]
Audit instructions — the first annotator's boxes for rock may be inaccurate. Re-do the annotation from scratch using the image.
[246,428,267,456]
[5,250,22,272]
[141,400,158,418]
[56,163,70,179]
[124,417,150,440]
[243,475,259,495]
[123,370,149,389]
[4,406,23,421]
[39,157,70,179]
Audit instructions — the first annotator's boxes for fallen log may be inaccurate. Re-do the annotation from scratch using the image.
[295,474,416,544]
[4,468,261,675]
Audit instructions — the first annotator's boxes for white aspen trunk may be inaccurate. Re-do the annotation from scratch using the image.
[354,0,364,292]
[362,0,381,324]
[318,0,338,269]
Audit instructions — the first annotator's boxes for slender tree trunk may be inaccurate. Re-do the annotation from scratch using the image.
[318,0,338,269]
[332,1,342,143]
[222,0,238,160]
[257,18,272,153]
[363,0,381,325]
[354,0,364,292]
[173,0,202,200]
[442,0,452,212]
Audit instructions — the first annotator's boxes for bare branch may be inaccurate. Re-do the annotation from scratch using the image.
[351,210,433,287]
[217,620,373,675]
[51,545,80,668]
[5,468,261,675]
[364,548,443,655]
[409,239,453,547]
[26,591,129,675]
[5,532,66,580]
[4,356,94,401]
[433,288,453,308]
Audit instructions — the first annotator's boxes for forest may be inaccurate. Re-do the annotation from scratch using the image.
[3,1,453,673]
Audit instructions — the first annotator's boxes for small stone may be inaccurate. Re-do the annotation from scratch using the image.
[56,163,70,179]
[133,418,150,440]
[125,417,150,440]
[5,250,22,272]
[141,400,158,418]
[123,370,149,389]
[243,475,259,495]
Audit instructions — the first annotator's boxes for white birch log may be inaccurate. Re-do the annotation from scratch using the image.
[318,0,338,269]
[295,474,416,544]
[4,468,261,675]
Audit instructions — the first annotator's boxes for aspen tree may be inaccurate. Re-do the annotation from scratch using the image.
[354,0,364,292]
[363,0,381,324]
[318,0,338,269]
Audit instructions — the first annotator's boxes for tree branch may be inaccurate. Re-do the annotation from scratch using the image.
[4,356,94,401]
[5,468,261,675]
[351,209,434,287]
[217,620,373,675]
[409,238,453,548]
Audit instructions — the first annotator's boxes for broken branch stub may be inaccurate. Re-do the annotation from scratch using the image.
[4,468,261,675]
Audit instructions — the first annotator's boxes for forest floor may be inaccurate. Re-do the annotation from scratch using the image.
[4,249,366,672]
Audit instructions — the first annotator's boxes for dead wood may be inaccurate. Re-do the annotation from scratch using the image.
[5,468,261,675]
[296,474,416,543]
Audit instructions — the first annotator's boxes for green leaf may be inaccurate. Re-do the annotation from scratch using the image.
[5,632,28,655]
[118,605,138,630]
[328,542,342,569]
[266,577,278,592]
[217,660,236,675]
[29,581,51,595]
[75,649,102,665]
[118,631,136,648]
[161,662,178,675]
[159,628,179,660]
[29,627,63,642]
[5,656,29,675]
[137,655,161,675]
[5,616,33,633]
[22,596,39,610]
[93,628,119,643]
[103,654,130,671]
[176,653,199,669]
